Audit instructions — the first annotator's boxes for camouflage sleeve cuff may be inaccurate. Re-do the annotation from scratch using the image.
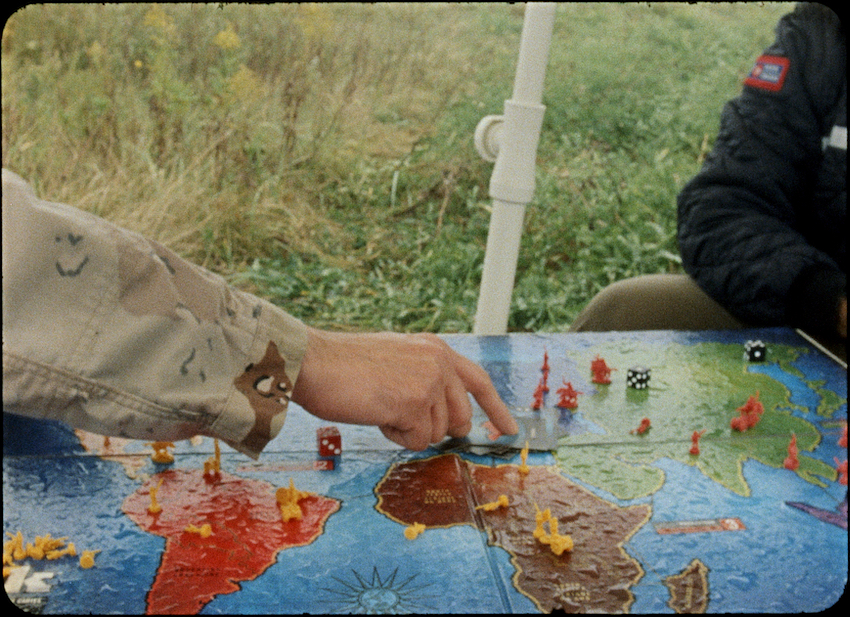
[218,295,308,458]
[2,168,308,459]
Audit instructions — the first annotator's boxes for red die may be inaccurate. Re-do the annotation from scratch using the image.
[317,426,341,457]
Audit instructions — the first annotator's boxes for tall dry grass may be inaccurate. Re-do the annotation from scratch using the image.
[3,3,794,331]
[2,3,499,269]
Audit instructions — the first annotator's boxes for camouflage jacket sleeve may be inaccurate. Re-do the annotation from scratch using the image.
[2,169,308,459]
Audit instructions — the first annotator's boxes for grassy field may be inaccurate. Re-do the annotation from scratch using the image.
[1,2,793,332]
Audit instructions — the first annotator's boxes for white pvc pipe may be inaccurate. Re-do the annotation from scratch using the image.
[473,3,555,335]
[512,3,555,105]
[474,200,528,335]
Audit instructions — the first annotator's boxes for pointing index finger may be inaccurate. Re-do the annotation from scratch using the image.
[451,351,518,436]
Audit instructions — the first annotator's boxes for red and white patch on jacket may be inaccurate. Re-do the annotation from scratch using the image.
[744,54,790,92]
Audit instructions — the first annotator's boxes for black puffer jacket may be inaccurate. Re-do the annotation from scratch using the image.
[677,3,846,336]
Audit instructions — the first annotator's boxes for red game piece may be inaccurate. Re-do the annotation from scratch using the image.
[541,350,550,374]
[590,355,615,385]
[783,433,799,470]
[531,376,548,409]
[630,417,651,435]
[531,388,544,410]
[731,391,764,432]
[838,423,847,448]
[689,429,706,456]
[835,458,847,485]
[555,381,582,410]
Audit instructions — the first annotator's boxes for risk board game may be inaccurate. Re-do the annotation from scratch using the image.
[3,328,847,614]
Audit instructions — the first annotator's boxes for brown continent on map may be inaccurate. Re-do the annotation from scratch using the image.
[375,454,652,613]
[664,558,709,613]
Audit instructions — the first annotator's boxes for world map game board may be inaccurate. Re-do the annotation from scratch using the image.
[3,328,847,614]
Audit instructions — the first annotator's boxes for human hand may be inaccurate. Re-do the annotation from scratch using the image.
[291,328,518,450]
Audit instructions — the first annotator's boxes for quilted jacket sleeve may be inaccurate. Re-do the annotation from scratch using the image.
[677,3,846,335]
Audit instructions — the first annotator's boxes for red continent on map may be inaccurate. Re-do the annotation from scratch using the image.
[122,469,339,615]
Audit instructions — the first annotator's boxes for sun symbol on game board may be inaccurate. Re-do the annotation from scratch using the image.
[319,567,435,614]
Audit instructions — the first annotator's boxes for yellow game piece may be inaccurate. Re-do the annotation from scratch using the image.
[276,478,311,506]
[35,534,67,553]
[531,503,574,555]
[5,531,26,561]
[185,524,213,538]
[204,439,222,477]
[279,501,303,522]
[549,533,574,556]
[148,479,164,514]
[46,542,77,560]
[475,494,511,512]
[3,532,16,556]
[404,522,426,540]
[79,550,100,569]
[519,442,530,475]
[532,504,551,540]
[25,542,45,560]
[276,478,312,522]
[146,441,175,464]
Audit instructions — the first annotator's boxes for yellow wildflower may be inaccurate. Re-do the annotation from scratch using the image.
[294,4,332,42]
[143,5,176,39]
[86,41,104,65]
[214,24,240,51]
[226,64,266,105]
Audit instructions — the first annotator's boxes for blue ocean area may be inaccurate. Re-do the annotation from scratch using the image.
[3,329,845,614]
[624,457,847,613]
